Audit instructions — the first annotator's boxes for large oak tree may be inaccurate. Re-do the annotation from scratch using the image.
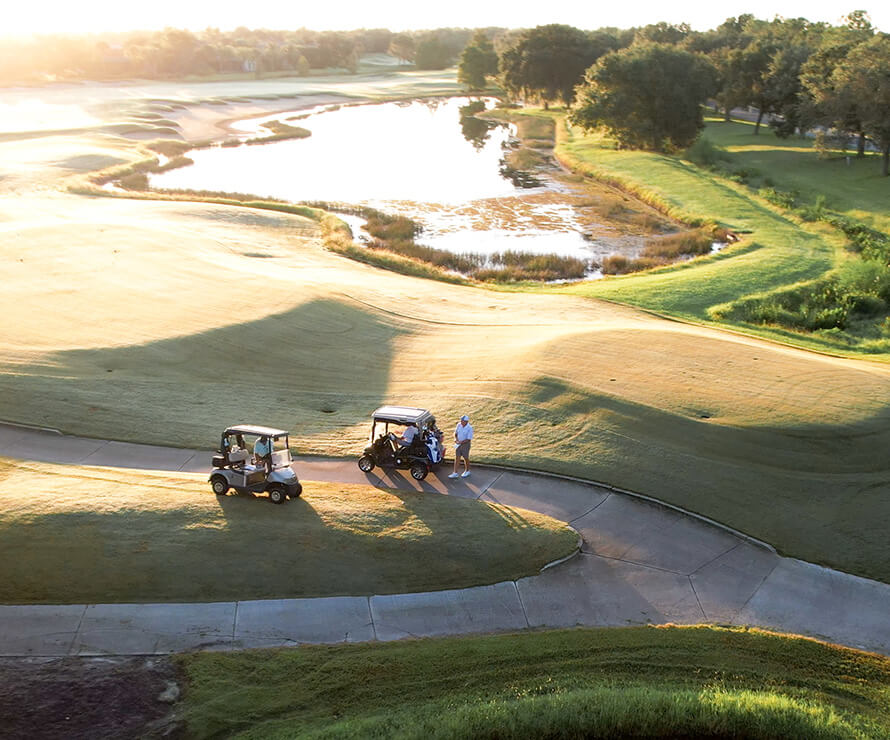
[571,43,717,151]
[830,35,890,175]
[499,24,610,107]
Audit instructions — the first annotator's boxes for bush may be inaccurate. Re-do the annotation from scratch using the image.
[683,138,730,167]
[758,186,797,209]
[144,139,192,157]
[798,195,828,222]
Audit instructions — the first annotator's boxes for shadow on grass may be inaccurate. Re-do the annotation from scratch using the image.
[0,480,576,603]
[0,298,406,447]
[511,375,890,583]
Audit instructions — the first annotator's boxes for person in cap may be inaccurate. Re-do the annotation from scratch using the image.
[448,414,474,479]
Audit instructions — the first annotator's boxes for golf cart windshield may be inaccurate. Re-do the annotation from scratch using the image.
[222,425,292,469]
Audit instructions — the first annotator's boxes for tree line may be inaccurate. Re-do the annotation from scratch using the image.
[459,12,890,175]
[0,26,475,82]
[5,14,888,174]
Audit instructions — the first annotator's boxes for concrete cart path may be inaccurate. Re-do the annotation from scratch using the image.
[2,422,889,657]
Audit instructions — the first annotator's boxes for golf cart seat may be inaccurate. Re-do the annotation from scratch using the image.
[228,449,250,467]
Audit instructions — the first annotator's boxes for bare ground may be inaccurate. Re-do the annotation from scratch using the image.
[0,656,183,739]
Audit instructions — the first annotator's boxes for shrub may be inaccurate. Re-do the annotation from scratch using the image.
[798,195,828,222]
[683,138,729,167]
[758,186,797,209]
[144,139,192,157]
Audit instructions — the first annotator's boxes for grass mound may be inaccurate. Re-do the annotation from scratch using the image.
[176,625,890,738]
[0,459,577,604]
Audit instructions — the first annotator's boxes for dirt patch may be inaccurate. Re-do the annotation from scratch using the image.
[0,656,184,739]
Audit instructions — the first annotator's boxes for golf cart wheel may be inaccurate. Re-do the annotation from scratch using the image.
[289,483,303,499]
[358,455,375,473]
[210,475,229,496]
[268,486,286,505]
[410,462,429,481]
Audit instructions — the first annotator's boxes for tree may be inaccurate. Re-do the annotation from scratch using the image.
[571,43,717,151]
[388,33,415,64]
[635,22,691,45]
[831,35,890,175]
[415,34,452,70]
[800,20,874,156]
[688,15,757,121]
[764,41,814,137]
[499,24,604,107]
[458,30,498,90]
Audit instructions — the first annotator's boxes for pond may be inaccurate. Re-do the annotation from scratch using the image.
[150,97,650,267]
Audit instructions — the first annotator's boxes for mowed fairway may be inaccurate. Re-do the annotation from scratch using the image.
[3,186,890,583]
[0,459,577,603]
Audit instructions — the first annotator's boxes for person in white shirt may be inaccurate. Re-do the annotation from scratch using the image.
[449,414,474,479]
[392,423,418,449]
[253,435,272,474]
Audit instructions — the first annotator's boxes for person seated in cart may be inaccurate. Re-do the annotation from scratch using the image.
[358,406,444,481]
[253,435,273,474]
[391,423,418,449]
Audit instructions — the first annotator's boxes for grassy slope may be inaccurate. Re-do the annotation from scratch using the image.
[0,459,576,603]
[3,195,890,583]
[554,117,844,328]
[4,86,890,583]
[705,117,890,235]
[177,625,890,739]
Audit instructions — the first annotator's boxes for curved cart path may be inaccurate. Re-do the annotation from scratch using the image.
[2,422,889,657]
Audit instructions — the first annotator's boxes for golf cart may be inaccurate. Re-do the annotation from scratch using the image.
[209,425,302,504]
[357,406,444,480]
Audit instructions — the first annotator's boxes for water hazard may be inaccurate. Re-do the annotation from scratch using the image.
[150,97,654,267]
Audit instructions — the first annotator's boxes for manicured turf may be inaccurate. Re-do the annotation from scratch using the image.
[176,625,890,738]
[554,116,843,324]
[2,193,890,584]
[702,117,890,235]
[0,459,577,603]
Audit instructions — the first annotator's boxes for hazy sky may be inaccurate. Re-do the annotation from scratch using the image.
[5,1,886,36]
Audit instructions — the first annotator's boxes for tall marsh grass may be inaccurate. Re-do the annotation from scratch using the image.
[602,227,724,275]
[311,202,590,282]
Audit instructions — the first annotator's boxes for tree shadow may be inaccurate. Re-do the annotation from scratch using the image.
[512,374,890,582]
[0,298,406,447]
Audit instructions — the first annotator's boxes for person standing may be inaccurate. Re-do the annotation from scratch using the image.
[449,414,473,479]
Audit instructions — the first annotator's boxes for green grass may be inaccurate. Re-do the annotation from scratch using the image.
[0,459,577,604]
[703,118,890,235]
[548,112,890,356]
[555,118,841,319]
[175,625,890,738]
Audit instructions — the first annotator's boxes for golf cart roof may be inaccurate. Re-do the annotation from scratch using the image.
[224,424,288,438]
[371,406,433,426]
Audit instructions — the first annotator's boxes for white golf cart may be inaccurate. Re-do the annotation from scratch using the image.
[209,425,302,504]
